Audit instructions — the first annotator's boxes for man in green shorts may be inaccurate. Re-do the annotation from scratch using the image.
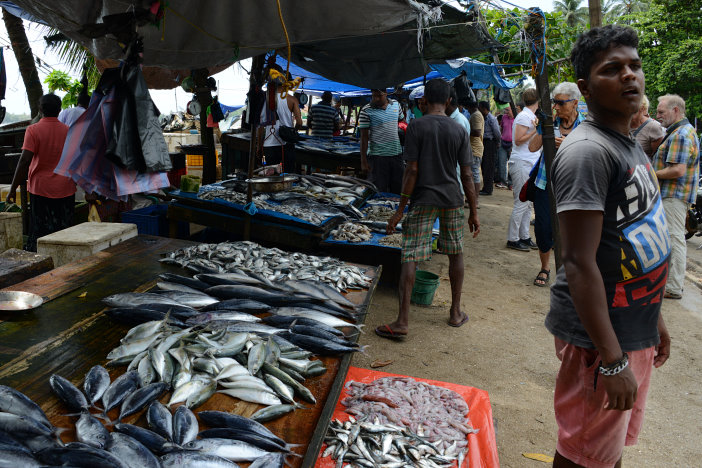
[376,79,480,340]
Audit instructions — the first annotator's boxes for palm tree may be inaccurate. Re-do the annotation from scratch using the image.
[614,0,651,15]
[554,0,590,27]
[44,30,100,89]
[604,0,651,23]
[2,8,43,118]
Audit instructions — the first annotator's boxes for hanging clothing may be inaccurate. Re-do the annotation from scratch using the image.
[54,67,170,201]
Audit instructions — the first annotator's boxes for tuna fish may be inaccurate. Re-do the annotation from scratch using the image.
[105,432,161,468]
[83,366,111,406]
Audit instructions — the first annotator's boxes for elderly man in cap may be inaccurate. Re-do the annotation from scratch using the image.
[359,88,404,193]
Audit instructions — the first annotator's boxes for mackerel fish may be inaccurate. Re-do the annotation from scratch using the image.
[161,241,372,291]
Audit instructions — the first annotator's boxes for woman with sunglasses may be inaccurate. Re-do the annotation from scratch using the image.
[528,82,585,287]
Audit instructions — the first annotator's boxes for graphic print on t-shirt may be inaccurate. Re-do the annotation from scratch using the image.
[612,163,670,308]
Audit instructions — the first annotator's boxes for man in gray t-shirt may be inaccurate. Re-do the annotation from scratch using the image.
[374,79,479,341]
[546,26,671,468]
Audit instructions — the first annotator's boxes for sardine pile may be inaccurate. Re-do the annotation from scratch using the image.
[198,188,330,224]
[362,205,397,222]
[161,241,373,291]
[379,233,403,248]
[198,187,264,206]
[342,377,476,454]
[290,175,367,205]
[331,222,373,243]
[197,173,372,225]
[323,416,468,468]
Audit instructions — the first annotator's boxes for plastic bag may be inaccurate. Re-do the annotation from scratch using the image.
[494,86,512,105]
[88,204,101,222]
[127,65,172,172]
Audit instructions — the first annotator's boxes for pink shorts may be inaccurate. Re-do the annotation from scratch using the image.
[553,337,655,468]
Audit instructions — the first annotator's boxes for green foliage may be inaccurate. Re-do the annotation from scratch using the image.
[629,0,702,120]
[481,8,581,83]
[43,28,100,88]
[43,70,89,109]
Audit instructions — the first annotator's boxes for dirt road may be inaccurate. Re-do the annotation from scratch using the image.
[351,187,702,467]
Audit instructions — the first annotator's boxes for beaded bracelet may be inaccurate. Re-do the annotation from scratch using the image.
[593,352,629,390]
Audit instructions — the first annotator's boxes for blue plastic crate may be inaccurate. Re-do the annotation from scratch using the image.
[120,204,189,238]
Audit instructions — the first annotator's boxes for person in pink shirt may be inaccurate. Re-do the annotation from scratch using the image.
[495,106,514,188]
[7,94,76,251]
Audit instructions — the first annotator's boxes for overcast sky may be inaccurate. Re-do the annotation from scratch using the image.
[0,0,555,116]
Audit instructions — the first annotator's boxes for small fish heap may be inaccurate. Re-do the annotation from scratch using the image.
[197,173,371,225]
[198,187,265,206]
[331,222,373,243]
[161,241,373,291]
[379,234,402,248]
[362,205,397,222]
[199,187,331,224]
[320,377,477,467]
[323,416,466,468]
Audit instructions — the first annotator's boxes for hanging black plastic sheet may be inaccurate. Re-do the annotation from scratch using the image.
[105,64,172,173]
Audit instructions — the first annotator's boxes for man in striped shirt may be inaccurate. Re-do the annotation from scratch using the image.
[307,91,340,138]
[359,89,404,193]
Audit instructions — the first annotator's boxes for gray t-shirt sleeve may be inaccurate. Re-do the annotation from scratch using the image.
[552,140,615,213]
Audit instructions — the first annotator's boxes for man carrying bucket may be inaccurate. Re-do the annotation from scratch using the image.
[375,79,479,340]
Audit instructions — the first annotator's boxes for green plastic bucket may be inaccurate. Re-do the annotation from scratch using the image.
[410,270,440,306]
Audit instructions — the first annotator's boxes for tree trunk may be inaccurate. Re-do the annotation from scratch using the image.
[2,9,43,118]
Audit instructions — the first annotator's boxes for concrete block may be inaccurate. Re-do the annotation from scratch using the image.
[37,222,138,267]
[0,212,23,252]
[0,248,53,289]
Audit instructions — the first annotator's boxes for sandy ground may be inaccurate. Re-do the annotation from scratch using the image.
[351,187,702,467]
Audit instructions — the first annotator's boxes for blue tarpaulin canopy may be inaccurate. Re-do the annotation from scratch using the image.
[276,57,366,96]
[430,58,525,89]
[277,56,522,98]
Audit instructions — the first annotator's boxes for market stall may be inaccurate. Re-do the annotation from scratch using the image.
[166,174,373,250]
[220,133,361,177]
[318,193,439,283]
[0,235,381,467]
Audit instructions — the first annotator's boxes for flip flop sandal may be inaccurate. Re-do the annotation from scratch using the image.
[374,324,407,340]
[534,269,550,287]
[447,313,470,328]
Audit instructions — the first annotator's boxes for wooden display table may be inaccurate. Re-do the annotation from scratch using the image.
[0,235,380,467]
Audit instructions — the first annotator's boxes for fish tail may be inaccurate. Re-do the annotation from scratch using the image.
[52,426,68,444]
[94,412,113,425]
[284,448,304,458]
